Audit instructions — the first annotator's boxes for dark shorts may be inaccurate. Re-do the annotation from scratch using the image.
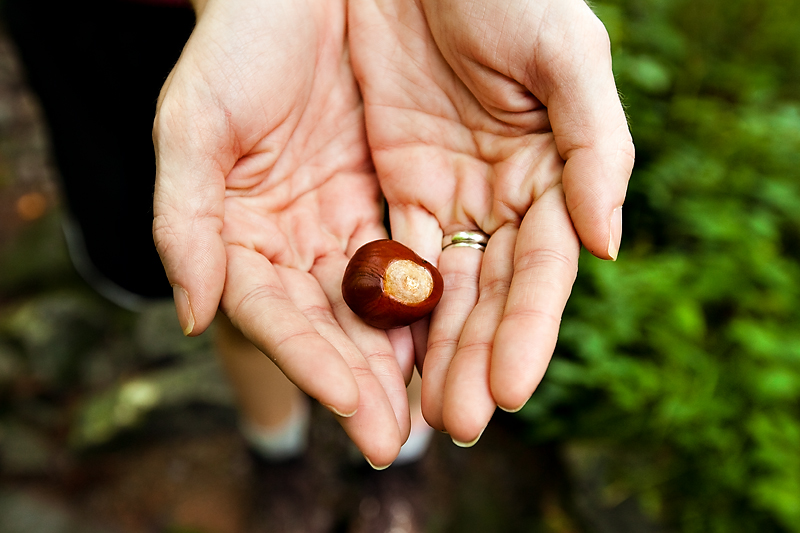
[4,0,195,306]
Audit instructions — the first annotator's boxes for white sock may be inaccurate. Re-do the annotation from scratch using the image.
[239,400,310,461]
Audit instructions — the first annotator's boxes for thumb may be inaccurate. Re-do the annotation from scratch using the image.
[530,0,635,260]
[152,71,234,336]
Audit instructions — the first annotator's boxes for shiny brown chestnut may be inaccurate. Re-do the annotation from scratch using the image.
[342,239,444,329]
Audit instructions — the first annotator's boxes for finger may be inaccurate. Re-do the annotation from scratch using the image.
[387,328,417,385]
[312,252,411,442]
[387,204,444,266]
[491,184,580,411]
[419,245,483,431]
[277,264,402,467]
[410,318,430,376]
[385,205,442,370]
[152,74,237,335]
[528,0,634,260]
[220,244,360,420]
[346,219,417,384]
[441,224,517,445]
[381,204,438,379]
[385,206,489,432]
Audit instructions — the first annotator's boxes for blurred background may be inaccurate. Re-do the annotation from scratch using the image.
[1,0,799,531]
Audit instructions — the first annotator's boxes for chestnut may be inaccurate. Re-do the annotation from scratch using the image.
[342,239,444,329]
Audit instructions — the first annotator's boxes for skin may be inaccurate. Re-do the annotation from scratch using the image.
[154,0,634,459]
[153,0,412,467]
[349,0,634,443]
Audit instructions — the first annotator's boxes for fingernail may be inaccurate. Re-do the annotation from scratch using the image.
[608,206,623,261]
[452,427,485,448]
[365,456,392,470]
[172,284,195,336]
[324,404,358,418]
[498,402,526,414]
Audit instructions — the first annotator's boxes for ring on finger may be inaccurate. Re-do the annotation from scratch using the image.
[442,230,490,252]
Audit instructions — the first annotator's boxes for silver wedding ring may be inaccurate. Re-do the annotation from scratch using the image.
[442,230,490,251]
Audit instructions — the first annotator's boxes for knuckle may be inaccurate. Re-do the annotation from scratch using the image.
[619,134,636,170]
[229,284,290,324]
[479,276,512,301]
[457,338,494,355]
[426,336,459,355]
[348,364,378,381]
[152,214,178,259]
[269,330,319,365]
[504,307,562,329]
[578,7,613,53]
[515,246,578,276]
[362,351,400,375]
[442,269,481,294]
[302,304,339,330]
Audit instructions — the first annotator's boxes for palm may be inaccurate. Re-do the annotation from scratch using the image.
[350,0,582,440]
[154,0,410,465]
[349,4,561,238]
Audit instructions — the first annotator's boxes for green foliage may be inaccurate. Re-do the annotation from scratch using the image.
[520,0,800,531]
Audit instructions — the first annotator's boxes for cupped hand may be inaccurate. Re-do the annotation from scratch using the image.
[349,0,634,444]
[152,0,411,466]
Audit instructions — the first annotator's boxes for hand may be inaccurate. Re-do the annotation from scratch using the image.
[152,0,412,467]
[349,0,634,443]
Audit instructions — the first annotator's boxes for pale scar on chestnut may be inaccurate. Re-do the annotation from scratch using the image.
[383,259,434,305]
[342,239,444,329]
